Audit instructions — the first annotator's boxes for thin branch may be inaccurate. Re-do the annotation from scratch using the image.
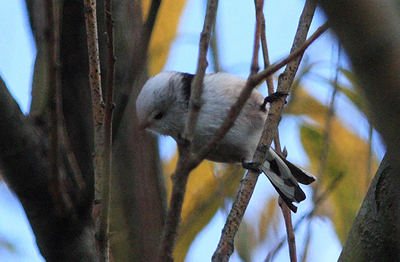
[195,21,329,165]
[158,141,196,262]
[211,0,264,260]
[314,44,340,194]
[84,0,104,201]
[158,0,219,260]
[250,0,263,76]
[183,0,219,141]
[84,0,106,260]
[213,1,318,261]
[299,220,312,262]
[98,0,115,259]
[279,197,298,262]
[271,2,317,261]
[210,24,221,72]
[265,172,344,262]
[253,21,329,86]
[259,12,274,95]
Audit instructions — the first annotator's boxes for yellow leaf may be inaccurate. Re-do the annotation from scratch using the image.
[290,87,379,243]
[258,197,279,242]
[236,221,257,262]
[163,153,245,261]
[142,0,187,75]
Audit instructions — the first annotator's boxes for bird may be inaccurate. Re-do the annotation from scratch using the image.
[136,71,315,212]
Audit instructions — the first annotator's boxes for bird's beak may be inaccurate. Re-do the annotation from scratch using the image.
[138,121,150,131]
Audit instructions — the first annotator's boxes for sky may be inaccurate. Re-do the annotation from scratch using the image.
[0,0,385,261]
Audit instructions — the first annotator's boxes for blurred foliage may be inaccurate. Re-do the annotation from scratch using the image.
[163,155,245,262]
[142,0,187,75]
[0,237,17,253]
[285,84,379,243]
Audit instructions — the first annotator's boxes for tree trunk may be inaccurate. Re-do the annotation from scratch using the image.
[338,153,400,261]
[316,0,400,260]
[0,0,166,261]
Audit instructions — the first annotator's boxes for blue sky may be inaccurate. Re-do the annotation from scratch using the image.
[0,0,385,261]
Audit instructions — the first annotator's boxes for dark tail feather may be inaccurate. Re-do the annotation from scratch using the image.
[273,149,316,185]
[261,148,316,213]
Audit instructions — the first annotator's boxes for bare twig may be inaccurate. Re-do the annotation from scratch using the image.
[211,0,264,260]
[84,0,104,201]
[265,172,344,262]
[280,2,318,261]
[253,21,329,87]
[279,197,298,262]
[159,141,197,262]
[97,0,115,259]
[271,2,317,261]
[183,0,219,140]
[84,0,107,260]
[250,0,263,75]
[259,12,274,95]
[314,44,340,195]
[195,21,329,168]
[158,0,219,260]
[210,25,221,72]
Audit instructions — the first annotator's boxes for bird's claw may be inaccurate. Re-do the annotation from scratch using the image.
[242,159,262,173]
[260,91,289,110]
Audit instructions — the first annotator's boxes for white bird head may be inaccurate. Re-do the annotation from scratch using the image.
[136,72,193,139]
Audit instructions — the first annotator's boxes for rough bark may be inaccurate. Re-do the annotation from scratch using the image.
[0,0,166,261]
[338,153,400,262]
[0,77,97,262]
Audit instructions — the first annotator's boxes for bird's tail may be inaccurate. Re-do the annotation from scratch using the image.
[261,148,316,212]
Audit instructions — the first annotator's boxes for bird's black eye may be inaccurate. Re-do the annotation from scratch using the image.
[154,112,164,120]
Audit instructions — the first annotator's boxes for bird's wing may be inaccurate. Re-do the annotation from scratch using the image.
[261,148,316,212]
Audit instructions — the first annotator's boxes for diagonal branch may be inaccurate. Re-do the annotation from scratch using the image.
[194,21,329,165]
[212,1,318,261]
[84,0,107,260]
[183,0,219,141]
[0,76,97,261]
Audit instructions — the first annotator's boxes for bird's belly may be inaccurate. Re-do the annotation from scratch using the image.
[203,142,247,163]
[192,130,259,164]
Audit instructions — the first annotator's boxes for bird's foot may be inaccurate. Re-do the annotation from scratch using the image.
[260,91,289,110]
[242,159,262,173]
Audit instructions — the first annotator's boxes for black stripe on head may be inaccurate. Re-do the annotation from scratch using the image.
[180,73,194,104]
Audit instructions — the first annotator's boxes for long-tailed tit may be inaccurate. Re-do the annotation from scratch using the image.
[136,71,315,212]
